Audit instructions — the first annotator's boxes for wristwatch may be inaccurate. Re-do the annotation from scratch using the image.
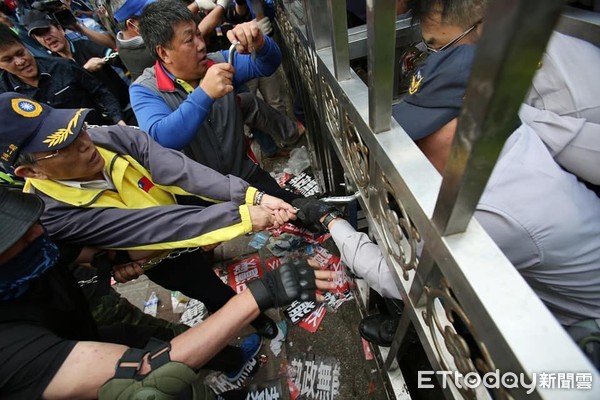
[321,210,344,231]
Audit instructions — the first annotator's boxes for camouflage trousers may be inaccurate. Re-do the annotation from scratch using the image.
[89,286,190,337]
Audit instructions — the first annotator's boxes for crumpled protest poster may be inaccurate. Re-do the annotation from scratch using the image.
[263,256,283,271]
[285,172,320,197]
[228,254,263,293]
[322,290,354,312]
[246,379,284,400]
[311,246,334,268]
[288,353,340,400]
[179,299,208,327]
[284,300,317,325]
[298,303,327,333]
[328,256,350,294]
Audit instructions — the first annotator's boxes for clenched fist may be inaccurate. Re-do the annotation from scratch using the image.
[200,63,235,100]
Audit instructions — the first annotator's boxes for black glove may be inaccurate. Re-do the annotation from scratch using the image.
[247,259,317,311]
[291,196,340,233]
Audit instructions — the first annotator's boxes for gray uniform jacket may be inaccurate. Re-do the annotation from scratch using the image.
[523,31,600,185]
[25,125,256,250]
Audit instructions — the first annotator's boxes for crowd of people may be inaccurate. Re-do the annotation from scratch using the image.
[0,0,598,398]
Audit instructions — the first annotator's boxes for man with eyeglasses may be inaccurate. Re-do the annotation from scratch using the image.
[0,91,297,340]
[414,0,485,54]
[400,0,600,183]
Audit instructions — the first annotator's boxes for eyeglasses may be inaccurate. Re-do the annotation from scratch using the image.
[423,20,482,53]
[33,123,88,163]
[34,149,61,163]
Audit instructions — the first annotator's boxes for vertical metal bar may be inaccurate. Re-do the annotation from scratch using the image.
[432,0,566,235]
[366,0,396,133]
[409,247,436,307]
[304,0,332,51]
[327,0,351,80]
[385,309,410,369]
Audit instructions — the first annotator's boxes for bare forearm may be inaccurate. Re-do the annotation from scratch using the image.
[79,24,116,49]
[170,290,260,367]
[199,6,225,36]
[42,291,259,398]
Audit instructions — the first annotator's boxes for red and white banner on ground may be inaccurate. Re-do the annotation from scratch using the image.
[263,256,283,271]
[227,254,263,293]
[298,304,327,333]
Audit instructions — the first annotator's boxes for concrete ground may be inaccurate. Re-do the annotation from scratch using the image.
[115,148,392,399]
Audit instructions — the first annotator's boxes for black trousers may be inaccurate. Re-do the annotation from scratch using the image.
[145,251,235,314]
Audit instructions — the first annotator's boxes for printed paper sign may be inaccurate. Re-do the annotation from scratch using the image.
[180,299,208,327]
[284,300,317,324]
[280,223,316,242]
[246,379,284,400]
[329,256,349,293]
[278,222,328,244]
[289,354,340,400]
[298,304,327,333]
[286,172,320,197]
[312,246,334,268]
[227,254,263,293]
[322,290,354,311]
[275,171,293,188]
[315,233,331,243]
[264,256,283,271]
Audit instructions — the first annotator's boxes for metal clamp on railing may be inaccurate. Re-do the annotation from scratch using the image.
[320,191,360,204]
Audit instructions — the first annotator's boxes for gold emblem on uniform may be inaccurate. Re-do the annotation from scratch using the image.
[43,108,86,148]
[409,70,424,95]
[11,98,43,118]
[1,144,18,162]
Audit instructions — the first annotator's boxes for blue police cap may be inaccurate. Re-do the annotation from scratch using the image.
[113,0,156,23]
[0,93,90,166]
[392,44,477,141]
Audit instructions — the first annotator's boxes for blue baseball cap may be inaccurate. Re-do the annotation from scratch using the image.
[113,0,156,23]
[0,93,90,166]
[392,45,477,140]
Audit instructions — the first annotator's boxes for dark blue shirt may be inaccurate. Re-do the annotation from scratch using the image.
[0,56,123,124]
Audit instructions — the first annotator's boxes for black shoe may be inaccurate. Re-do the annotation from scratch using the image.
[359,313,400,347]
[250,313,278,339]
[216,389,249,400]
